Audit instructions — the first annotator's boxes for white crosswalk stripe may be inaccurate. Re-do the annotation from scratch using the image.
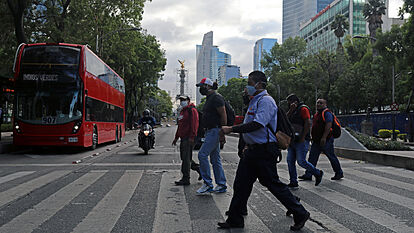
[278,170,414,233]
[0,171,106,233]
[72,170,143,233]
[0,166,412,232]
[364,166,414,179]
[0,171,34,185]
[0,170,71,207]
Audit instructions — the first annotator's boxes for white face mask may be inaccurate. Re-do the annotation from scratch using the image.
[180,101,188,107]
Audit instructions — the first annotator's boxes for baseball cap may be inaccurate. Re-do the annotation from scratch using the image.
[177,95,190,100]
[196,77,213,87]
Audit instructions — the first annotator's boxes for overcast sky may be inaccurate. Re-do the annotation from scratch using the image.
[141,0,404,99]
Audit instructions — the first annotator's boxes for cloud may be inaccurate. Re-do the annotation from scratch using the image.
[141,0,283,97]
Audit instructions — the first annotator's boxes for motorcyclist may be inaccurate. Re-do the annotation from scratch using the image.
[138,109,156,148]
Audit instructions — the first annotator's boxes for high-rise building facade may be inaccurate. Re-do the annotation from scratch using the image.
[218,65,240,86]
[253,38,278,72]
[299,0,366,54]
[196,31,231,104]
[283,0,334,42]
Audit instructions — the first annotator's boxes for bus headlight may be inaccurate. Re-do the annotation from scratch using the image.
[72,120,82,134]
[15,123,21,133]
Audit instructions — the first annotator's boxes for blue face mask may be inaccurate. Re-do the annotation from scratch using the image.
[246,85,256,96]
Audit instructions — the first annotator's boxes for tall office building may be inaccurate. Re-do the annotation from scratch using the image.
[218,65,240,86]
[283,0,334,42]
[196,31,231,104]
[253,38,278,72]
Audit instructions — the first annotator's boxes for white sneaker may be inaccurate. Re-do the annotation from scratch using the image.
[213,184,227,193]
[196,183,213,194]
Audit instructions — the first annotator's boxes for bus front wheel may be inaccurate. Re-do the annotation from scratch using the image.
[90,127,98,150]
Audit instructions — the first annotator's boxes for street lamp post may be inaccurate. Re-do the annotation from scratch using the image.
[96,27,140,56]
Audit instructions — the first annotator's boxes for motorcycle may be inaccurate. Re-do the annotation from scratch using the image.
[138,123,154,154]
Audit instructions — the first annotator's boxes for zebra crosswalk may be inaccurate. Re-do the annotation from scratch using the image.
[0,165,413,233]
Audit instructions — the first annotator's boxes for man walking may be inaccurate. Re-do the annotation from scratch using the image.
[219,71,309,231]
[195,78,227,194]
[299,99,344,181]
[286,94,323,188]
[172,96,202,185]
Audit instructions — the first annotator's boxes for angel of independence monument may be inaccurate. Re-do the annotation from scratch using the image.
[176,60,189,99]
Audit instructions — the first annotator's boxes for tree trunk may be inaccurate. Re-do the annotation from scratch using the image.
[7,0,28,44]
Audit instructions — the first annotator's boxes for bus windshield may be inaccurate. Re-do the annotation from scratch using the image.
[15,45,83,125]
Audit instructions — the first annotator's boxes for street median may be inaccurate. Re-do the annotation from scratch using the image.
[335,147,414,171]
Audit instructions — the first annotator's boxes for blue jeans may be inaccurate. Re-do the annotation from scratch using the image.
[287,140,321,184]
[304,137,343,178]
[198,128,227,187]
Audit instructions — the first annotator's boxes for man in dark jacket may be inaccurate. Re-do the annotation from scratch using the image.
[286,94,323,187]
[299,99,344,181]
[172,96,201,185]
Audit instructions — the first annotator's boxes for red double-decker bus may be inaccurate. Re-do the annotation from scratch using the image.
[12,43,125,149]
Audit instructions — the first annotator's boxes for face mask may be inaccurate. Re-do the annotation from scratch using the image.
[180,101,188,107]
[199,86,208,95]
[246,85,256,96]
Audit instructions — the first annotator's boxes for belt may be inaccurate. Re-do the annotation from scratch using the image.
[247,142,276,150]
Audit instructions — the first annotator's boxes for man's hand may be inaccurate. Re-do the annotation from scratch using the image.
[289,102,297,111]
[221,126,232,135]
[320,137,326,147]
[172,138,178,146]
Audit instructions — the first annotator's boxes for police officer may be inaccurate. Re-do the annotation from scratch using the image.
[218,71,309,231]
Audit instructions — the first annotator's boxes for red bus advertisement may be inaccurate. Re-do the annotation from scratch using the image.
[12,43,125,149]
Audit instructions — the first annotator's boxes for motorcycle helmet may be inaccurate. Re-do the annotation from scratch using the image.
[143,109,150,117]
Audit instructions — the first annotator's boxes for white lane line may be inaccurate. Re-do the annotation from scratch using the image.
[345,168,414,192]
[0,171,107,233]
[0,171,35,185]
[364,166,414,179]
[152,171,192,233]
[321,170,414,210]
[211,178,272,233]
[0,170,71,207]
[72,170,143,233]
[278,170,414,233]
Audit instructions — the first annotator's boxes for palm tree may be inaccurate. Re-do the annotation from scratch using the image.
[363,0,386,43]
[331,14,349,52]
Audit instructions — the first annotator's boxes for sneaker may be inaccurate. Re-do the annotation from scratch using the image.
[287,182,299,189]
[196,183,213,194]
[213,184,227,193]
[298,175,312,181]
[331,173,344,180]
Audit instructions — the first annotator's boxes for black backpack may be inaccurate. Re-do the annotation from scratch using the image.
[322,109,341,138]
[216,93,235,126]
[257,95,295,151]
[224,100,235,126]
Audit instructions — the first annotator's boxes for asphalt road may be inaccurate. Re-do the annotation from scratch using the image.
[0,125,413,232]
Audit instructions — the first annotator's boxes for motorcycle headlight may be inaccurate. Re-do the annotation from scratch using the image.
[144,130,150,136]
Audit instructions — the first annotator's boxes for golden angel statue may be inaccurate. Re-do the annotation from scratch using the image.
[178,60,185,69]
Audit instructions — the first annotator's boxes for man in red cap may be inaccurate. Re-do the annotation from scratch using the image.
[172,95,201,185]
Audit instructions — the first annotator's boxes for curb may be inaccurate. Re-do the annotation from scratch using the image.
[335,147,414,171]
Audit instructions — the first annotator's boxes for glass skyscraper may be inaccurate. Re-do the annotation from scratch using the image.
[283,0,334,42]
[253,38,277,72]
[196,31,231,104]
[299,0,366,54]
[218,65,240,86]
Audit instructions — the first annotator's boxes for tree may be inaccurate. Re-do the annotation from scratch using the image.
[217,78,247,115]
[331,14,349,52]
[363,0,386,43]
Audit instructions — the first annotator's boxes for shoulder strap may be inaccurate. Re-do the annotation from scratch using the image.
[256,94,277,135]
[321,108,329,122]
